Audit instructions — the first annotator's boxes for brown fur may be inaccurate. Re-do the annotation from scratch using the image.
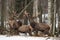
[30,21,50,36]
[36,23,50,34]
[18,25,33,36]
[26,14,50,36]
[8,17,22,35]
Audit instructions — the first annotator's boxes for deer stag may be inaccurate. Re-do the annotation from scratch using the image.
[18,25,33,36]
[18,13,33,36]
[8,17,22,35]
[27,14,50,36]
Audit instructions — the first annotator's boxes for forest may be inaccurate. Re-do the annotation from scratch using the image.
[0,0,60,37]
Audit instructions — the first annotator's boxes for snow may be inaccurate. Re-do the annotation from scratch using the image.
[0,35,60,40]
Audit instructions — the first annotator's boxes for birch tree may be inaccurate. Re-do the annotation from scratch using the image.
[48,0,52,35]
[48,0,57,36]
[53,0,56,36]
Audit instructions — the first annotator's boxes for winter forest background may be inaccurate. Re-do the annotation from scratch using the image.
[0,0,60,40]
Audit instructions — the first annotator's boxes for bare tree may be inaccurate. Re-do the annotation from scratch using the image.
[24,0,28,25]
[33,0,39,23]
[1,0,5,27]
[38,0,43,23]
[57,0,60,36]
[48,0,52,35]
[53,0,56,36]
[48,0,57,36]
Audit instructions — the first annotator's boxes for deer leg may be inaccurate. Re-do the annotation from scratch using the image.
[15,30,19,35]
[28,29,32,36]
[25,33,27,35]
[43,30,50,36]
[29,31,32,36]
[35,29,38,36]
[35,31,38,36]
[28,27,33,36]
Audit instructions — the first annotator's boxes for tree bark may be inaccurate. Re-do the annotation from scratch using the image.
[1,0,5,27]
[38,0,42,23]
[48,0,52,34]
[53,0,56,36]
[33,0,39,23]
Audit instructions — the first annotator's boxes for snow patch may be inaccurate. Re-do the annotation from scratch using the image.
[0,35,60,40]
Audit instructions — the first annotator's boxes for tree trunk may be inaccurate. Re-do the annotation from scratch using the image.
[57,0,60,36]
[53,0,56,36]
[33,0,39,23]
[48,0,57,36]
[48,0,52,35]
[0,0,1,26]
[38,0,42,23]
[1,0,5,27]
[24,0,28,25]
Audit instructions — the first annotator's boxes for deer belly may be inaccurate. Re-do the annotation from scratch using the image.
[18,26,29,32]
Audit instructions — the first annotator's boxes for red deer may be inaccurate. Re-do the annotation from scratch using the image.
[16,13,33,36]
[8,17,22,35]
[24,14,50,36]
[18,25,33,36]
[8,17,33,36]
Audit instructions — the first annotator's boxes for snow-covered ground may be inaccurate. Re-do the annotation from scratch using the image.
[0,35,60,40]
